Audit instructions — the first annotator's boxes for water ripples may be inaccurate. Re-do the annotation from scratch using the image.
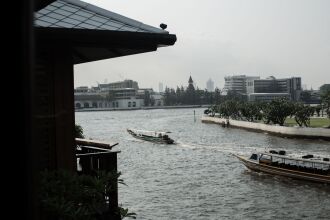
[76,108,330,219]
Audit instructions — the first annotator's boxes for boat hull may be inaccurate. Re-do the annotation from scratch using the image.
[127,129,174,144]
[235,155,330,184]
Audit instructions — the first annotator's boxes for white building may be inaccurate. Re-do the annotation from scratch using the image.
[74,80,161,109]
[224,75,260,94]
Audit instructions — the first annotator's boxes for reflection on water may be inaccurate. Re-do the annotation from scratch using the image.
[76,108,330,220]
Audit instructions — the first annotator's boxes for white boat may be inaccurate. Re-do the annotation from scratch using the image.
[235,150,330,184]
[127,129,174,144]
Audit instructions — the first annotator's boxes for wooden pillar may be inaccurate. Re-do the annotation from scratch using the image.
[53,46,76,171]
[34,44,76,171]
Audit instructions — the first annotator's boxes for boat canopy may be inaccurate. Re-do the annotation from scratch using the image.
[128,129,169,136]
[260,152,330,165]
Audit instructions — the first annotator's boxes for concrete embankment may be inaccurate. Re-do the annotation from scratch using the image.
[75,105,207,112]
[201,116,330,141]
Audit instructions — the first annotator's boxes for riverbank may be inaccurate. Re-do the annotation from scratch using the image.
[201,116,330,141]
[75,105,208,112]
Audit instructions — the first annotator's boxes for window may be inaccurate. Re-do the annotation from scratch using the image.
[128,102,131,107]
[133,101,136,107]
[259,154,272,164]
[250,154,258,160]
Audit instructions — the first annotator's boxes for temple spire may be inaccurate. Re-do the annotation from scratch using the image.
[188,75,193,84]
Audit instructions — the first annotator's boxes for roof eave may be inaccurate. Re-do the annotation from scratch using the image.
[35,27,177,64]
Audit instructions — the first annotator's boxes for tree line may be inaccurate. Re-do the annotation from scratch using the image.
[206,94,330,127]
[163,86,244,106]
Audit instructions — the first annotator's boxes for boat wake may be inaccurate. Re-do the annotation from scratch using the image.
[175,141,330,159]
[175,141,259,156]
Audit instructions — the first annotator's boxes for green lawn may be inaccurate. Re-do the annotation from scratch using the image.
[284,117,330,128]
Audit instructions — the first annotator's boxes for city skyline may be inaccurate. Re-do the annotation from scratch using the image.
[74,0,330,91]
[75,74,326,92]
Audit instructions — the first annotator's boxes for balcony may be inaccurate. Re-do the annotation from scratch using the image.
[75,138,121,219]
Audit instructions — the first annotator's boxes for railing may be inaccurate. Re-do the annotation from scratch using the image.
[75,138,120,219]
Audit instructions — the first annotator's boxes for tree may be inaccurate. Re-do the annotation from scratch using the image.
[239,102,262,122]
[75,124,85,138]
[214,88,221,104]
[293,103,315,127]
[176,86,182,105]
[315,105,322,117]
[163,87,171,106]
[218,100,241,119]
[321,90,330,119]
[320,84,330,95]
[262,98,295,125]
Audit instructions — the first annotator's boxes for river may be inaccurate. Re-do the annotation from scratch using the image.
[75,108,330,220]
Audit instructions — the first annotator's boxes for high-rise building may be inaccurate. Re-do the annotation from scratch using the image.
[224,75,302,101]
[245,76,301,101]
[159,82,164,93]
[206,78,214,92]
[224,75,260,94]
[246,76,301,101]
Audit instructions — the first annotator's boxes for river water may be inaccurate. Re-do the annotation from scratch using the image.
[75,108,330,220]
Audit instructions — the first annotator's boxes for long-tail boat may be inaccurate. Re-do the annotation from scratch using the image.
[235,150,330,184]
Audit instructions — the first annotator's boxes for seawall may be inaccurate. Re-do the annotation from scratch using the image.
[201,116,330,141]
[75,105,207,112]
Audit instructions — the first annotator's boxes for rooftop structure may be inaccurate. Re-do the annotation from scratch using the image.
[98,79,139,91]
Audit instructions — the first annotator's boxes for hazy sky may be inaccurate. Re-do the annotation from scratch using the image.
[74,0,330,91]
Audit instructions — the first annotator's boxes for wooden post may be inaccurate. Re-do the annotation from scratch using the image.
[34,44,76,171]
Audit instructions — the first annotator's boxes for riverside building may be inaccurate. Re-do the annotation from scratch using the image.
[224,75,302,102]
[74,80,163,109]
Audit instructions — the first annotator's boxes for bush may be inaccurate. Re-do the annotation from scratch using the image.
[75,124,85,138]
[40,170,136,220]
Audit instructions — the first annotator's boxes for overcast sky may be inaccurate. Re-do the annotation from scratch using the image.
[74,0,330,91]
